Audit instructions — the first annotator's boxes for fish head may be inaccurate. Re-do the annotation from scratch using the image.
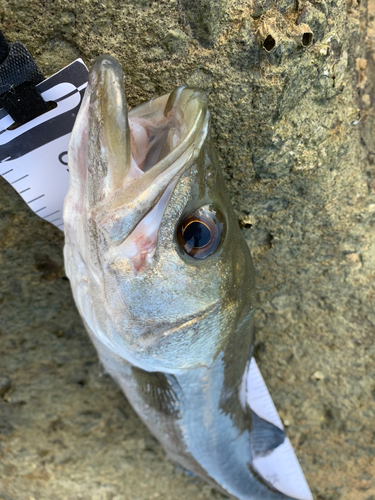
[63,56,255,373]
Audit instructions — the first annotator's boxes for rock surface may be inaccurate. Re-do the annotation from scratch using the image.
[0,0,375,499]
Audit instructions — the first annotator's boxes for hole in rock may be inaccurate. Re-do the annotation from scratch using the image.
[302,32,313,47]
[263,35,276,52]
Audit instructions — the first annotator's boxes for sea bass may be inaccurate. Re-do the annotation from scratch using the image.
[63,56,293,500]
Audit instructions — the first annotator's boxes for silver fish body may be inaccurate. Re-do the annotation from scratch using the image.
[63,56,293,500]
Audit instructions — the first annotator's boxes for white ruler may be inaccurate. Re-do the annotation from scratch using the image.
[0,59,87,230]
[247,359,313,500]
[0,59,313,500]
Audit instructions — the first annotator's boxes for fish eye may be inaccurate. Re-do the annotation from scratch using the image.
[176,205,225,259]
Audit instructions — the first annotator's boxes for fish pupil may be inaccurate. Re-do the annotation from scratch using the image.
[176,205,225,259]
[183,221,211,248]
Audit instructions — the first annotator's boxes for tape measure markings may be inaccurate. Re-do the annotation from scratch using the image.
[44,210,60,218]
[27,194,45,204]
[12,174,29,184]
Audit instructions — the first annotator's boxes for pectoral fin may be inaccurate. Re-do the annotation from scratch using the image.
[131,367,182,418]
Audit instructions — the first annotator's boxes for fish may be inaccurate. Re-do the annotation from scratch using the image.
[63,55,294,500]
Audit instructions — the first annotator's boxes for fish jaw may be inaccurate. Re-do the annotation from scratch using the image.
[63,55,255,373]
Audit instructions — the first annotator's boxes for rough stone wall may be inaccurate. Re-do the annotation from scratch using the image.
[0,1,374,499]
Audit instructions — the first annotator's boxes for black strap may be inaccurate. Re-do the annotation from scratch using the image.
[0,30,50,126]
[0,30,10,64]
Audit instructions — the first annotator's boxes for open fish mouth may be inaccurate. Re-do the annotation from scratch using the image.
[65,56,210,270]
